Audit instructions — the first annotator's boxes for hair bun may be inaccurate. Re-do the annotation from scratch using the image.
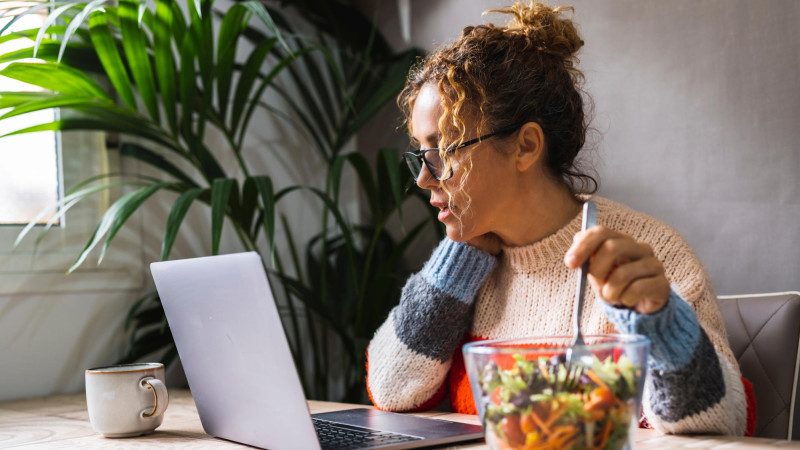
[486,1,584,60]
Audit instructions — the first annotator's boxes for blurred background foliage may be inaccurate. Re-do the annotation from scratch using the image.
[0,0,440,402]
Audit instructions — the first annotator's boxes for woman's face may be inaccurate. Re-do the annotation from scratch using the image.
[410,83,519,243]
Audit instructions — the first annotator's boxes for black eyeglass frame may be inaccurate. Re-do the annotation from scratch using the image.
[402,124,523,181]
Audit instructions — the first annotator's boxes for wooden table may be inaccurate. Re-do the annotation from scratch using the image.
[1,390,798,449]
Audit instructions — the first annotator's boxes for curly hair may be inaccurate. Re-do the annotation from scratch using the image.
[399,1,597,219]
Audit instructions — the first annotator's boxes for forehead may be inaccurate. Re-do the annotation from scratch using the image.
[411,84,443,142]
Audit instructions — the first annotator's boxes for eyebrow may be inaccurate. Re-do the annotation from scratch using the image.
[425,132,441,143]
[412,132,440,147]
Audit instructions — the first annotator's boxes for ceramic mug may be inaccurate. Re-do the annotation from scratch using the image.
[85,363,169,437]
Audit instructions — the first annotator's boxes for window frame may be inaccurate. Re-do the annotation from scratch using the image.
[0,129,146,295]
[0,5,146,294]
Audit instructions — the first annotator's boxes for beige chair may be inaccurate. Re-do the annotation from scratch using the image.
[718,292,800,440]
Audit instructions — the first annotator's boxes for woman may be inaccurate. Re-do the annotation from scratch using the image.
[366,1,749,436]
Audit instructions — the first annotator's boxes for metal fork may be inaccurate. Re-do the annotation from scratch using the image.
[565,200,597,369]
[558,363,587,393]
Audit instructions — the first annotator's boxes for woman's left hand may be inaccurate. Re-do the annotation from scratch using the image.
[564,225,670,315]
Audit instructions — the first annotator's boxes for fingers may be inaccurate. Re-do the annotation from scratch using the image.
[565,225,619,269]
[566,226,650,270]
[618,276,671,315]
[567,226,653,280]
[598,256,664,301]
[568,225,670,314]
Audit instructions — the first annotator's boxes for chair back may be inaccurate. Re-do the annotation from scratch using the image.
[718,292,800,440]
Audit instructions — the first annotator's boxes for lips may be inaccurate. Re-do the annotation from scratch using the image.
[431,200,453,222]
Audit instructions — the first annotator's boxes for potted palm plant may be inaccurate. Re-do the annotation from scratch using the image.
[0,0,437,402]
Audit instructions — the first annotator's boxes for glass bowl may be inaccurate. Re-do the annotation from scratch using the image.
[463,334,650,450]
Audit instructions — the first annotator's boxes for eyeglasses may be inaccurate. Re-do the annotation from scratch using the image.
[402,124,522,181]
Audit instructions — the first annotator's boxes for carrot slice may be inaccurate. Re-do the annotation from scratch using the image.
[542,404,566,429]
[560,436,578,449]
[593,418,613,449]
[586,369,610,391]
[528,409,551,436]
[547,426,579,449]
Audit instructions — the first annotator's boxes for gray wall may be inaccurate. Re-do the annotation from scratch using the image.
[365,0,800,295]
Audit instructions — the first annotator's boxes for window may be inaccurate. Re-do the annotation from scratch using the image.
[0,5,143,294]
[0,6,61,225]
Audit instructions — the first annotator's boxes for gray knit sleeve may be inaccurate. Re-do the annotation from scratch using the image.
[366,238,497,411]
[603,290,747,435]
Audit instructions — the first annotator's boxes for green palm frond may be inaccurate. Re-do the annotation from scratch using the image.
[1,0,433,403]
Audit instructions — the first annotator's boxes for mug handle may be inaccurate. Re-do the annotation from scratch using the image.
[140,377,169,419]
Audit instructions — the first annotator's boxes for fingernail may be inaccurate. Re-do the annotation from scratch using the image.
[565,253,576,266]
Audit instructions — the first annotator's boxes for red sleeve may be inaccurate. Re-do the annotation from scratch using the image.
[742,377,757,437]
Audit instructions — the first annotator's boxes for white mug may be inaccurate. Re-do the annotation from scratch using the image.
[85,363,169,437]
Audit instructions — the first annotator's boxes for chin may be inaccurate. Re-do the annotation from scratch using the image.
[445,228,467,242]
[444,223,479,243]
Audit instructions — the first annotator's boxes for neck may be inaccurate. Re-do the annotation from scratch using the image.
[494,176,583,247]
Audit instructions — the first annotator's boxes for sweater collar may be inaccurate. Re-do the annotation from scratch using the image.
[500,200,587,273]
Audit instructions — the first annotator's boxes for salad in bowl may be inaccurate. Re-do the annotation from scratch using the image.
[463,335,650,450]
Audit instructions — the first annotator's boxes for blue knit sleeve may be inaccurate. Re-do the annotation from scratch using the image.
[366,238,498,411]
[420,238,498,303]
[601,289,731,428]
[601,289,702,372]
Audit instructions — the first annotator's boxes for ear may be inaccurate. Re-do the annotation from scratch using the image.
[515,122,545,172]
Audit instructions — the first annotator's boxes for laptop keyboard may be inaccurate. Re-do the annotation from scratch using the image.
[313,418,423,449]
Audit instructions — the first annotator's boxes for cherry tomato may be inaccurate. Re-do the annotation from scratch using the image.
[520,412,536,434]
[591,387,616,408]
[585,408,606,422]
[583,387,616,413]
[500,415,525,447]
[491,386,502,405]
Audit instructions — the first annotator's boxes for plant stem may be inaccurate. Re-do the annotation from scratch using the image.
[318,174,335,397]
[281,214,305,285]
[208,109,251,178]
[304,299,324,399]
[354,224,382,331]
[271,252,309,396]
[319,182,331,307]
[231,220,257,252]
[323,322,330,399]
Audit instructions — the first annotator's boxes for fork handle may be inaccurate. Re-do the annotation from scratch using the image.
[573,200,597,344]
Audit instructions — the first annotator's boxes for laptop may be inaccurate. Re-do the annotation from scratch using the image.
[151,252,485,450]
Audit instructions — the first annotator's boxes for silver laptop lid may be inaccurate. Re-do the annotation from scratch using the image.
[151,252,321,450]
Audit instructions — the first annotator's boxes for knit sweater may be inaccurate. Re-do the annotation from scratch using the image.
[366,196,747,435]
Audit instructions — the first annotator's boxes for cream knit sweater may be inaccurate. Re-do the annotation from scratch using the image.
[367,196,747,435]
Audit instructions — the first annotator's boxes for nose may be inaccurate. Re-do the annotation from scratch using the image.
[416,163,438,190]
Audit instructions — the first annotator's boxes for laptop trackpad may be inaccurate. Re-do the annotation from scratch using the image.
[311,408,484,437]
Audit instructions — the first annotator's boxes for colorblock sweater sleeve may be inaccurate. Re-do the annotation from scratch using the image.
[602,289,747,435]
[366,239,497,411]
